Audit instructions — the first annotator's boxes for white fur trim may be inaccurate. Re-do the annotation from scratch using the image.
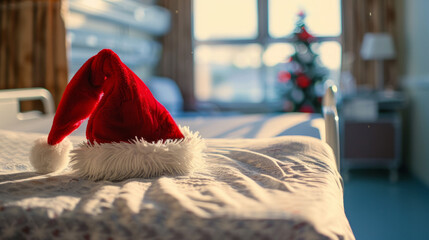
[71,126,206,181]
[30,138,73,174]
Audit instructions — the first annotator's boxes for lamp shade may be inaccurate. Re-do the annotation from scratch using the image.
[360,33,396,60]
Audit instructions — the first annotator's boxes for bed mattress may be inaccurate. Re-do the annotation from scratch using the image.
[0,129,354,239]
[3,112,325,140]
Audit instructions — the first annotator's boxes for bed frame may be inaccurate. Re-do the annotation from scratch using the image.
[0,86,340,170]
[322,85,340,170]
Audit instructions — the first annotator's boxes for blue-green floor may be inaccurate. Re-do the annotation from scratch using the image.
[343,170,429,240]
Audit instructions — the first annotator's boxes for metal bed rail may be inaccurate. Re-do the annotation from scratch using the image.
[322,85,340,171]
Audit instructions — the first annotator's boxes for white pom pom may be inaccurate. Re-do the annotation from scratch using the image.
[30,138,73,174]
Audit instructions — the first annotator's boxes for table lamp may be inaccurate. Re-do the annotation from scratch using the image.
[360,33,396,91]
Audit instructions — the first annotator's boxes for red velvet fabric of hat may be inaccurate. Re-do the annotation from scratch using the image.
[48,49,184,145]
[30,49,205,181]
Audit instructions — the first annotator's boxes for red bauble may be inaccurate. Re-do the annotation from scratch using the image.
[278,71,291,83]
[299,104,314,113]
[296,74,311,88]
[297,27,315,42]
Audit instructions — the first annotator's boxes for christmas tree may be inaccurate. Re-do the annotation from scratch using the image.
[277,11,328,113]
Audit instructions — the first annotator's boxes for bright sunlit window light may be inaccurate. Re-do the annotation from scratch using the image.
[193,0,342,103]
[263,44,295,67]
[318,42,342,70]
[193,0,258,41]
[269,0,342,37]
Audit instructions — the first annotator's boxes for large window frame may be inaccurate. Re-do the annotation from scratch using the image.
[192,0,342,111]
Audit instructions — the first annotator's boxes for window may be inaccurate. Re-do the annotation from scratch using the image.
[192,0,342,106]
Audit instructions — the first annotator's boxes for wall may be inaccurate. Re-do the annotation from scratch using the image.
[400,0,429,77]
[398,0,429,186]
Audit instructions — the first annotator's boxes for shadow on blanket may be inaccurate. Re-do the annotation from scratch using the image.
[0,172,40,182]
[0,172,83,200]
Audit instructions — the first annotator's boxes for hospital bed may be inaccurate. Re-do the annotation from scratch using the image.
[0,86,354,239]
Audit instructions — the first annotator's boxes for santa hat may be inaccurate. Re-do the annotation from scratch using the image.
[29,49,205,181]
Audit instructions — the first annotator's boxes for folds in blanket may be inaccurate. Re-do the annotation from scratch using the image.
[1,134,352,239]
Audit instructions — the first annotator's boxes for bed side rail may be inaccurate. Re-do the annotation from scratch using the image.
[322,85,340,171]
[0,88,55,126]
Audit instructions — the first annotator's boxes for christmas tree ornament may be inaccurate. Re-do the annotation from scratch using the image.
[297,43,309,54]
[290,88,305,103]
[30,49,205,181]
[282,100,294,112]
[278,71,291,83]
[296,74,311,88]
[289,59,303,72]
[298,52,313,64]
[297,10,306,19]
[297,27,315,42]
[299,104,315,113]
[314,81,326,96]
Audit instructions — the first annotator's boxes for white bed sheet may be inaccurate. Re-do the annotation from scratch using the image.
[0,128,354,240]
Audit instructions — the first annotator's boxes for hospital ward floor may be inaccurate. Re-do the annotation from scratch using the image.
[344,169,429,240]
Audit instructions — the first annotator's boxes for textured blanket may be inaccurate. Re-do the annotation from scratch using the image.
[0,129,354,240]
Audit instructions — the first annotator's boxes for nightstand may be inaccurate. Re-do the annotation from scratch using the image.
[340,91,406,182]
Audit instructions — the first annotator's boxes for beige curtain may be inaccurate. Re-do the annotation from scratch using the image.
[157,0,195,110]
[0,0,68,109]
[342,0,397,89]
